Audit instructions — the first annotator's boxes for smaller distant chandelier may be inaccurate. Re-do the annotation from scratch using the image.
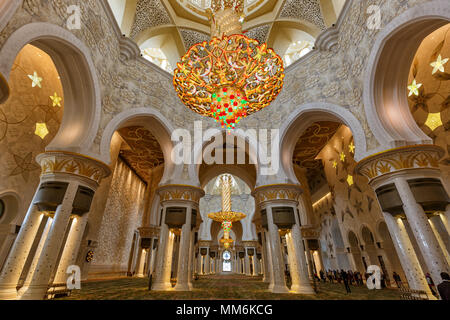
[208,174,246,249]
[173,0,284,130]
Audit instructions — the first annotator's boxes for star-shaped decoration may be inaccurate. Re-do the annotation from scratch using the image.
[28,71,43,88]
[340,152,346,162]
[347,175,354,186]
[407,79,422,97]
[332,160,338,168]
[50,92,62,107]
[35,123,49,139]
[349,142,355,154]
[424,112,443,131]
[430,55,449,75]
[10,152,40,182]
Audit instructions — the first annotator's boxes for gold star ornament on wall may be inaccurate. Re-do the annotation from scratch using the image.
[50,92,62,107]
[424,113,443,131]
[346,175,354,186]
[349,142,355,154]
[340,152,346,162]
[407,79,422,97]
[430,55,449,75]
[332,160,338,169]
[35,123,49,139]
[28,71,43,88]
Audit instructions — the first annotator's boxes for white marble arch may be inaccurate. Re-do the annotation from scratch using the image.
[279,102,368,185]
[363,0,450,154]
[199,174,256,242]
[100,107,176,185]
[0,22,102,157]
[191,128,264,186]
[0,0,21,33]
[0,190,21,226]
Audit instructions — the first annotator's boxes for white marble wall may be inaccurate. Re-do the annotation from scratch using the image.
[90,159,146,277]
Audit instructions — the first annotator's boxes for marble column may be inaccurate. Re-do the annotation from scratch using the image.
[52,213,89,285]
[441,205,450,234]
[428,216,450,264]
[317,247,325,272]
[135,249,147,278]
[174,206,192,291]
[394,177,449,287]
[303,239,313,279]
[0,201,43,299]
[266,206,289,293]
[382,212,434,297]
[149,238,157,276]
[19,216,53,292]
[429,216,450,262]
[289,226,314,294]
[20,182,79,300]
[244,248,251,276]
[204,248,210,275]
[152,208,173,291]
[187,231,195,289]
[265,230,274,289]
[251,251,257,276]
[261,231,270,282]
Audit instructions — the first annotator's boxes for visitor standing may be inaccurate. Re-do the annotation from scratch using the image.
[341,269,351,294]
[437,272,450,300]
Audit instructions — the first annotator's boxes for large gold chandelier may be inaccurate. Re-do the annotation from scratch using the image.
[173,0,284,130]
[208,174,246,249]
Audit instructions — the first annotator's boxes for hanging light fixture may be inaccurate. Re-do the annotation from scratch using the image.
[173,0,284,130]
[208,174,246,249]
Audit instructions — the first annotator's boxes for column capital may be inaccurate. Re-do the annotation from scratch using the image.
[198,240,213,247]
[156,184,205,205]
[242,240,258,248]
[300,225,321,240]
[355,145,444,185]
[36,151,111,187]
[252,184,303,207]
[138,225,160,238]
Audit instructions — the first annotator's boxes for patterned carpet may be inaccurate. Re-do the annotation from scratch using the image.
[58,274,402,300]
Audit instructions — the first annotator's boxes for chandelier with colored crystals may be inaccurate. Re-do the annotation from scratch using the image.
[208,174,246,249]
[173,0,284,130]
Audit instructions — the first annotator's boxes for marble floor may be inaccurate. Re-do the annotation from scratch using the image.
[57,274,403,300]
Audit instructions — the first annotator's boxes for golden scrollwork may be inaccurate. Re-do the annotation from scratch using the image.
[301,226,321,240]
[157,184,205,204]
[138,226,161,238]
[36,151,111,184]
[355,145,444,181]
[252,184,302,206]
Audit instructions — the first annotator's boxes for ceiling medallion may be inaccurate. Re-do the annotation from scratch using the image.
[173,0,284,130]
[208,174,246,249]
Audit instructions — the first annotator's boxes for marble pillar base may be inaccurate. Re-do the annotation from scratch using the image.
[0,286,19,300]
[290,284,315,294]
[152,282,173,291]
[173,282,191,291]
[18,285,47,300]
[270,284,289,294]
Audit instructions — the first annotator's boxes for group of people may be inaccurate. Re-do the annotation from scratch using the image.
[316,269,386,293]
[313,269,450,300]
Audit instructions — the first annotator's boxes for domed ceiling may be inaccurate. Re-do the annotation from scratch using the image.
[108,0,346,71]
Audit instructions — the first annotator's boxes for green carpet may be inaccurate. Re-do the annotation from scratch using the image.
[58,275,402,300]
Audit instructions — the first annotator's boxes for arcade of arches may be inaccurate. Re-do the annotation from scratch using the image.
[0,0,449,300]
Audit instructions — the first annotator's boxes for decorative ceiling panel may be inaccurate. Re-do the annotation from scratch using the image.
[179,28,210,51]
[245,24,271,44]
[279,0,327,30]
[118,126,165,183]
[293,121,341,168]
[130,0,173,39]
